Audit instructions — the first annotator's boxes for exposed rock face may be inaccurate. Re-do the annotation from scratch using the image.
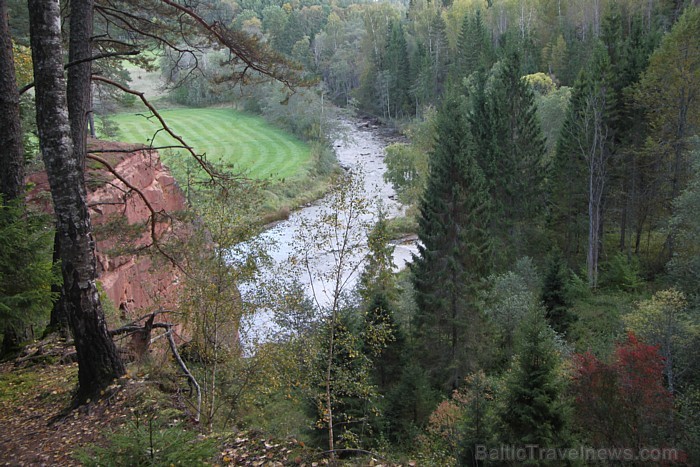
[28,141,188,319]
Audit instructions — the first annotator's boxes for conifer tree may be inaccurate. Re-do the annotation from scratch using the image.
[541,251,575,336]
[384,20,411,119]
[410,41,433,113]
[359,212,404,394]
[384,361,437,442]
[498,307,569,447]
[428,11,449,100]
[469,52,547,265]
[412,91,491,391]
[454,10,492,81]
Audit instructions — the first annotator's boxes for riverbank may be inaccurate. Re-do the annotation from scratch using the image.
[243,117,419,340]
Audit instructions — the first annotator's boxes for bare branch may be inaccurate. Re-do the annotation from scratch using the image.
[87,145,190,153]
[165,326,201,422]
[107,309,201,422]
[67,50,140,69]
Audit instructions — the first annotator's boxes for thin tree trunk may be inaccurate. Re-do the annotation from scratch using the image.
[67,0,94,168]
[0,0,29,353]
[29,0,124,404]
[0,0,24,201]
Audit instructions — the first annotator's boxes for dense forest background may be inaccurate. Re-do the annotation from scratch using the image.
[1,0,700,465]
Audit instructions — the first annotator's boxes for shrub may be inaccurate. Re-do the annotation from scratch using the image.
[75,415,217,467]
[602,253,644,292]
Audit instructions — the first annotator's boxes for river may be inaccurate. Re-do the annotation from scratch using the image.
[242,118,419,339]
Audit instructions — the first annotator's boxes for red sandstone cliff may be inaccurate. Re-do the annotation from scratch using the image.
[28,141,188,319]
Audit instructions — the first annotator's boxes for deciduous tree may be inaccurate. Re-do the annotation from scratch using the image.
[28,0,124,403]
[571,332,675,449]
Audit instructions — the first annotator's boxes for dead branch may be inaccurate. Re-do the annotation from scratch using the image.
[87,145,190,153]
[107,311,202,423]
[165,326,201,423]
[66,50,140,69]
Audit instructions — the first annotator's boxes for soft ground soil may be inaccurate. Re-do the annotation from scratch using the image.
[0,358,128,465]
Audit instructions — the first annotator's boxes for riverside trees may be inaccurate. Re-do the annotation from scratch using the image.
[412,92,492,391]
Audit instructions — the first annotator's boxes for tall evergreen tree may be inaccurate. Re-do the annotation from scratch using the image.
[600,8,659,253]
[383,20,411,119]
[410,40,433,114]
[0,0,32,351]
[412,91,491,391]
[359,212,404,394]
[636,6,700,260]
[498,307,569,447]
[541,250,575,336]
[427,11,449,100]
[470,52,547,265]
[453,10,493,82]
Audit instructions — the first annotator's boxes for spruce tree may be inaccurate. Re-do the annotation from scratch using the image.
[498,307,569,447]
[359,213,405,394]
[384,361,437,442]
[454,10,493,81]
[541,250,576,336]
[384,20,411,119]
[428,11,449,99]
[549,71,590,259]
[412,91,492,392]
[470,51,547,265]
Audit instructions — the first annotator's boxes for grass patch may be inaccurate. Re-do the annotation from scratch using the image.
[106,107,338,222]
[107,108,313,182]
[0,368,41,402]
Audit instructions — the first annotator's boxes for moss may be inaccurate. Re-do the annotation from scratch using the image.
[0,369,40,402]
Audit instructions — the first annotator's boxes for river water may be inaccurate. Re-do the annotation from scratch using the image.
[242,118,419,339]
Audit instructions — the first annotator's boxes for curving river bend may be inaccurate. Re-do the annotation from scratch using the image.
[243,118,419,338]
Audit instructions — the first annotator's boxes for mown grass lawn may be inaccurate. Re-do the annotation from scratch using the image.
[108,108,312,181]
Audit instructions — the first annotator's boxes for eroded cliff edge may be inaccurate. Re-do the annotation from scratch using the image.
[28,141,187,319]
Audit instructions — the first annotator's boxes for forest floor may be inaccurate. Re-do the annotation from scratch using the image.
[0,354,116,464]
[0,336,390,466]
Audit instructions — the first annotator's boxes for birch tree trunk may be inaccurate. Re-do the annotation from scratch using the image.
[28,0,124,404]
[49,0,95,335]
[67,0,93,166]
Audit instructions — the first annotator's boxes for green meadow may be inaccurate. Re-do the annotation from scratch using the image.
[109,108,313,181]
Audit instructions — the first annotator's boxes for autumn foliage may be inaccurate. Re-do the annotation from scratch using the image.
[571,332,674,449]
